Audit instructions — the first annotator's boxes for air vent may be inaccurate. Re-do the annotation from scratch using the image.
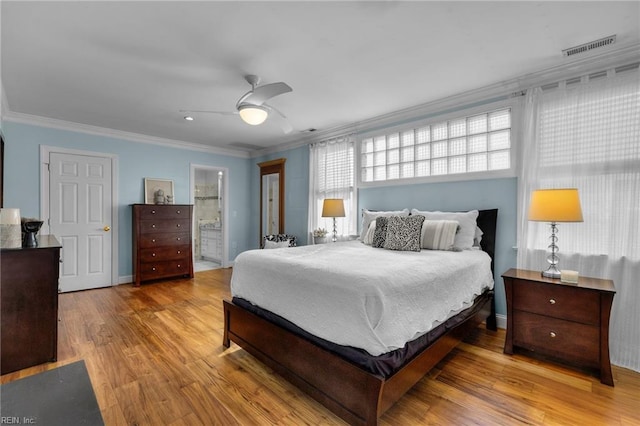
[562,35,616,57]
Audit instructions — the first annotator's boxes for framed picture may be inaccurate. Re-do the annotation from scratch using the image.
[144,178,174,204]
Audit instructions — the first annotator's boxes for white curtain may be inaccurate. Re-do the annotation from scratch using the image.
[518,66,640,372]
[308,136,357,243]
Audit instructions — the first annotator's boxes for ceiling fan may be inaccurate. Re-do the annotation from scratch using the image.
[181,75,293,133]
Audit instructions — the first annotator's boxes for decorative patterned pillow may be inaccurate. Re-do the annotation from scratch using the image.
[383,215,425,252]
[263,234,297,248]
[372,217,389,248]
[421,220,459,250]
[360,208,410,241]
[410,209,478,250]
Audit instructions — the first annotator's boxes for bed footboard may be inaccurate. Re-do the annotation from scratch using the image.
[223,292,493,426]
[224,299,383,425]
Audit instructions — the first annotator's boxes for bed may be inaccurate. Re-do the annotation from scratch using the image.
[223,209,498,425]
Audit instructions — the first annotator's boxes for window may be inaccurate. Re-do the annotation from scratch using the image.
[308,137,357,240]
[360,108,512,183]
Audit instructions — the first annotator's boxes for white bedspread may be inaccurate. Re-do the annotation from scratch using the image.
[231,240,494,356]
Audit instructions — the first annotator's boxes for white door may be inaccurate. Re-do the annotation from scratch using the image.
[49,152,112,292]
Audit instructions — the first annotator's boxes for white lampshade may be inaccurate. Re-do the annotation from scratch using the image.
[238,105,268,125]
[0,208,22,248]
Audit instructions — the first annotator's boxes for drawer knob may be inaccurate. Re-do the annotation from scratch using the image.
[550,331,556,338]
[177,224,181,228]
[549,299,556,305]
[152,253,156,257]
[177,210,181,214]
[152,267,156,271]
[152,224,156,228]
[177,237,181,241]
[177,264,181,268]
[151,210,156,214]
[177,250,181,254]
[152,239,156,243]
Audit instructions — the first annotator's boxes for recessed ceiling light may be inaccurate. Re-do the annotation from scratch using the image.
[184,116,194,121]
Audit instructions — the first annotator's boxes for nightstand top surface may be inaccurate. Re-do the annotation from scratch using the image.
[502,268,615,293]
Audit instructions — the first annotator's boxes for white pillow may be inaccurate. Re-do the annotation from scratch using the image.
[410,209,479,250]
[264,240,290,249]
[421,220,459,250]
[360,208,410,241]
[362,220,377,245]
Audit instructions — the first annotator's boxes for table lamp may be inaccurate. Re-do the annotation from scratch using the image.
[528,188,583,278]
[321,199,345,243]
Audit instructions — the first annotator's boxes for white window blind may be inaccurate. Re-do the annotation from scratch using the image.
[360,108,511,183]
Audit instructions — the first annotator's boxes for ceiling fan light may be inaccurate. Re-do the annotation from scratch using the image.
[238,105,268,125]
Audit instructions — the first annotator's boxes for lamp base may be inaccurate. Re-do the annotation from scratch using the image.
[541,265,561,279]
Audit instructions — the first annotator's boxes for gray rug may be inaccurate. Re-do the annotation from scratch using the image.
[0,360,104,426]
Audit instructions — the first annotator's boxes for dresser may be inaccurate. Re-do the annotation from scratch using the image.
[502,268,615,386]
[132,204,194,286]
[1,235,61,374]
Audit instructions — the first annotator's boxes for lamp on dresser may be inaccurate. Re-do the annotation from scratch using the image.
[528,188,583,278]
[321,199,345,243]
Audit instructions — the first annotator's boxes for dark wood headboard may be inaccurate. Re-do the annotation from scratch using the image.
[477,209,498,275]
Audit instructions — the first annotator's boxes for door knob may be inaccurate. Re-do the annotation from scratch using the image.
[104,226,111,232]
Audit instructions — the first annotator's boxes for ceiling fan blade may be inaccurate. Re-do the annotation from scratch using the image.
[242,82,292,106]
[264,104,294,134]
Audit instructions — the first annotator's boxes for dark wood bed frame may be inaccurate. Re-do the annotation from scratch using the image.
[223,209,498,425]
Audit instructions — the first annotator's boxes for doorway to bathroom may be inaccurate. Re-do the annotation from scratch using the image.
[190,164,228,272]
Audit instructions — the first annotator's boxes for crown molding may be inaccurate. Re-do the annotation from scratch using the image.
[2,111,251,158]
[251,43,640,157]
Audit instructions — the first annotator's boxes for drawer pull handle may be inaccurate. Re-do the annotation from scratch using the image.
[550,331,556,338]
[177,237,181,241]
[151,210,156,214]
[177,224,181,228]
[549,299,556,305]
[152,253,156,257]
[177,210,181,214]
[152,239,156,243]
[177,264,181,268]
[152,267,156,271]
[177,250,181,254]
[152,224,156,228]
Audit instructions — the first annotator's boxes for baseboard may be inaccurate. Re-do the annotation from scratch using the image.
[496,313,507,330]
[118,275,133,285]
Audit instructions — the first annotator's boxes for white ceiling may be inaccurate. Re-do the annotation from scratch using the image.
[2,1,639,154]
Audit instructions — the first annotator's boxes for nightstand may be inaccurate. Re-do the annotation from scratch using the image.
[502,268,616,386]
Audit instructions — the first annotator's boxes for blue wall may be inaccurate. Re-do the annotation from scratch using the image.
[2,119,517,316]
[1,121,253,279]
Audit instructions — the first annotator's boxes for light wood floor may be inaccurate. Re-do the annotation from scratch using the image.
[2,269,639,425]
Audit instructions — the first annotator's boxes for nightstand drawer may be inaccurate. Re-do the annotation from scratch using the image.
[513,310,600,367]
[513,280,600,325]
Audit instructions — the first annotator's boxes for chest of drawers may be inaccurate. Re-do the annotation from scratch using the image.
[132,204,194,286]
[502,268,615,386]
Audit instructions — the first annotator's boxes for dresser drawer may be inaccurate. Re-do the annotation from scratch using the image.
[136,205,190,219]
[139,245,190,262]
[138,219,190,234]
[138,232,190,248]
[513,310,600,368]
[140,260,191,279]
[513,280,600,325]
